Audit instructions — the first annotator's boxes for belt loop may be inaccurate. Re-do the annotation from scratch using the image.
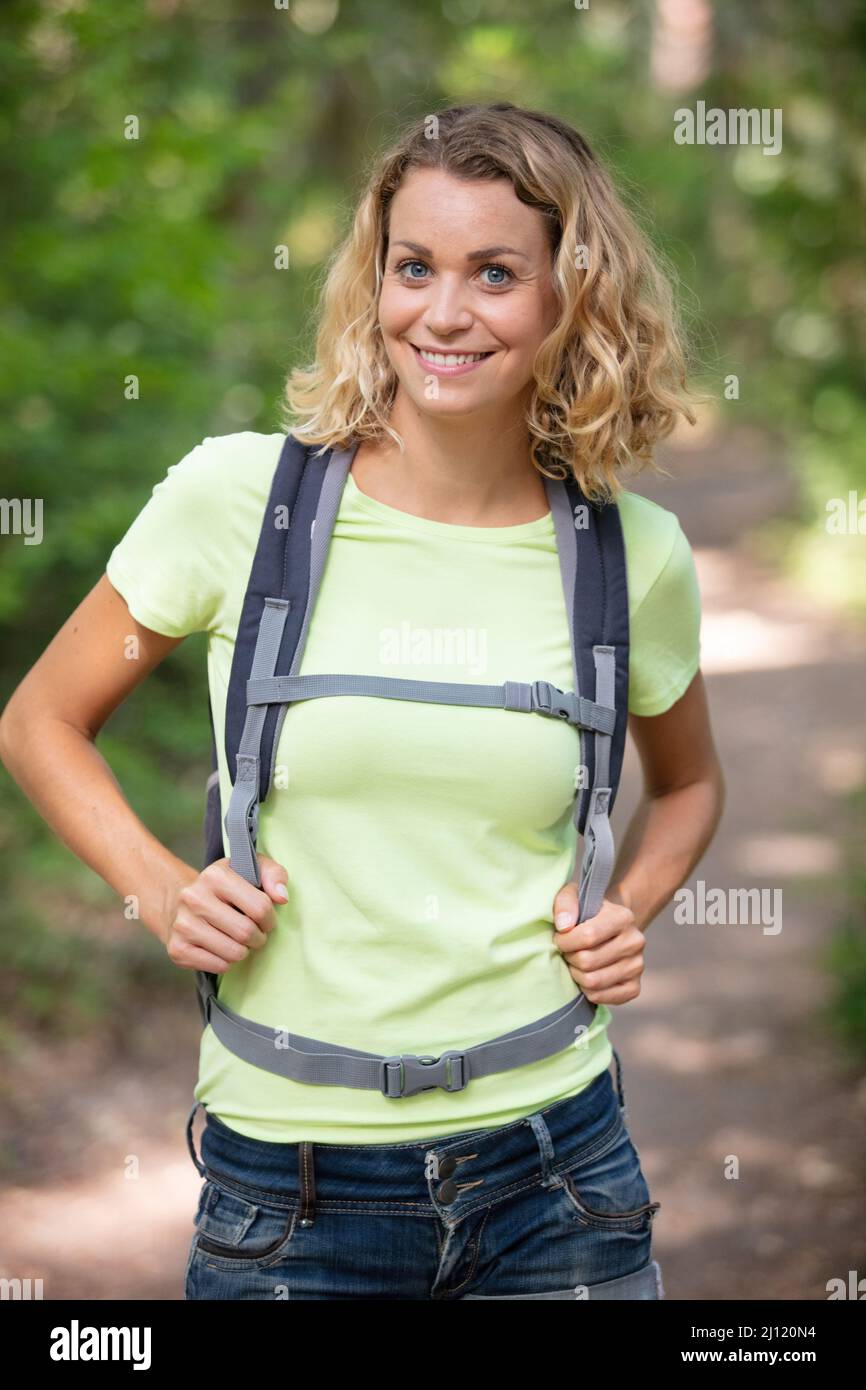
[526,1111,557,1185]
[611,1046,627,1120]
[298,1141,316,1227]
[185,1100,206,1178]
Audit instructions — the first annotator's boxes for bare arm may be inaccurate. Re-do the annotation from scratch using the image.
[552,671,725,1002]
[611,670,725,930]
[0,575,287,970]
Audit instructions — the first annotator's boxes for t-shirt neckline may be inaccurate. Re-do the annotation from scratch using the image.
[344,470,554,542]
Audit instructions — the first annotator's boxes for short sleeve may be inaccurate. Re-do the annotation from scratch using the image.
[105,437,229,638]
[628,521,702,717]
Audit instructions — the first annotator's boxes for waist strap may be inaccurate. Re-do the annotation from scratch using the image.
[195,978,596,1099]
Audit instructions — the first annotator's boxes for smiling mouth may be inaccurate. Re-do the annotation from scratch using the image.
[410,345,495,367]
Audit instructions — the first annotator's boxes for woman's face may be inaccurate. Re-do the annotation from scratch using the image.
[378,168,561,424]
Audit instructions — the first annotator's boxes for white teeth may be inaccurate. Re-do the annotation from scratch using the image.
[417,349,488,366]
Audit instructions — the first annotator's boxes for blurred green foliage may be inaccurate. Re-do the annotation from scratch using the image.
[1,0,864,1046]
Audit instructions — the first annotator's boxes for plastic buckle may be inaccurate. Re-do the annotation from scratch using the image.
[379,1051,467,1099]
[532,681,576,723]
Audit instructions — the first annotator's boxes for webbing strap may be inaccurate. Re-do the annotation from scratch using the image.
[194,982,596,1097]
[575,646,617,924]
[246,673,616,734]
[224,597,291,886]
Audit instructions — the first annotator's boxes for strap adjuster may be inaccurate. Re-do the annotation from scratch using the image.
[379,1051,467,1098]
[532,682,616,735]
[532,680,577,723]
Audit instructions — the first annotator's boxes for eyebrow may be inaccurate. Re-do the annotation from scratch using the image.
[392,239,530,262]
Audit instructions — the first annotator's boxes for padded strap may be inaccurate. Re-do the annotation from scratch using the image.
[224,435,309,800]
[265,443,358,797]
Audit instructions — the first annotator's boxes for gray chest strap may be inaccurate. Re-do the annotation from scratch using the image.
[246,672,615,733]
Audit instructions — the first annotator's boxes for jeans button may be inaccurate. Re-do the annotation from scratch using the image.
[437,1179,458,1205]
[438,1155,457,1179]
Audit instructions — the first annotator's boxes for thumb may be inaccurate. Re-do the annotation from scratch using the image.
[553,880,580,932]
[257,855,290,904]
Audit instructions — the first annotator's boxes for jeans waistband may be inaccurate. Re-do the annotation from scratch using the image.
[185,1052,627,1224]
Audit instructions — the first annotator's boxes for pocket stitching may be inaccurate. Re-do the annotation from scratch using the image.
[194,1180,298,1268]
[194,1208,298,1270]
[557,1170,659,1230]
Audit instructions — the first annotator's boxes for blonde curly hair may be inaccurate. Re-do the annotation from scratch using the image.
[282,101,700,503]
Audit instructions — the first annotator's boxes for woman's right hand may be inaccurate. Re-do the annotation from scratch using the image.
[163,855,289,976]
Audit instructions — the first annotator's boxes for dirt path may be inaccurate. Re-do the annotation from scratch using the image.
[2,426,864,1300]
[621,426,866,1300]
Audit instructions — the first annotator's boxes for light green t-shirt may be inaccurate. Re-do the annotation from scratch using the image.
[105,431,701,1143]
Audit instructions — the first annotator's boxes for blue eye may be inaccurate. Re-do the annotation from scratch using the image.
[480,263,513,286]
[394,258,514,288]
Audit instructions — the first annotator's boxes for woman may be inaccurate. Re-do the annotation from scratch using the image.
[0,102,724,1300]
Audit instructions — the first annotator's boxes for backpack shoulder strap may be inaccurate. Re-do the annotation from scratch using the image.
[224,432,309,797]
[222,434,358,886]
[546,475,630,922]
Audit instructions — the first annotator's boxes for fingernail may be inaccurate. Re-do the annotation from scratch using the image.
[555,912,575,929]
[273,884,289,901]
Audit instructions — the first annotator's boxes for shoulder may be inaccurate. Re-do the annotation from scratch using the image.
[163,430,285,493]
[612,491,701,716]
[197,429,287,463]
[140,431,288,538]
[104,432,287,638]
[614,489,692,615]
[129,431,285,519]
[106,431,285,554]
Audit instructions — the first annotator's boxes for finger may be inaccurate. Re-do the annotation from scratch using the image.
[198,899,269,949]
[570,956,644,995]
[180,880,270,948]
[577,980,643,1006]
[553,880,579,931]
[208,860,278,934]
[185,917,260,964]
[553,908,623,954]
[168,940,239,975]
[258,856,290,905]
[560,928,645,973]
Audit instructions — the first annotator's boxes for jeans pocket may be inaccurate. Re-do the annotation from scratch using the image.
[192,1177,297,1269]
[552,1118,660,1232]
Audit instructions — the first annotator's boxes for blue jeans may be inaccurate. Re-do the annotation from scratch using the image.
[183,1050,663,1300]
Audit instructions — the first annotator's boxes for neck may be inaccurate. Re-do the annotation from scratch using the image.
[352,391,551,526]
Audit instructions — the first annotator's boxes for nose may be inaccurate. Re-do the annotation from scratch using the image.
[421,273,474,338]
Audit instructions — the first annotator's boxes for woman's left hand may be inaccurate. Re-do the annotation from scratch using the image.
[550,881,646,1004]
